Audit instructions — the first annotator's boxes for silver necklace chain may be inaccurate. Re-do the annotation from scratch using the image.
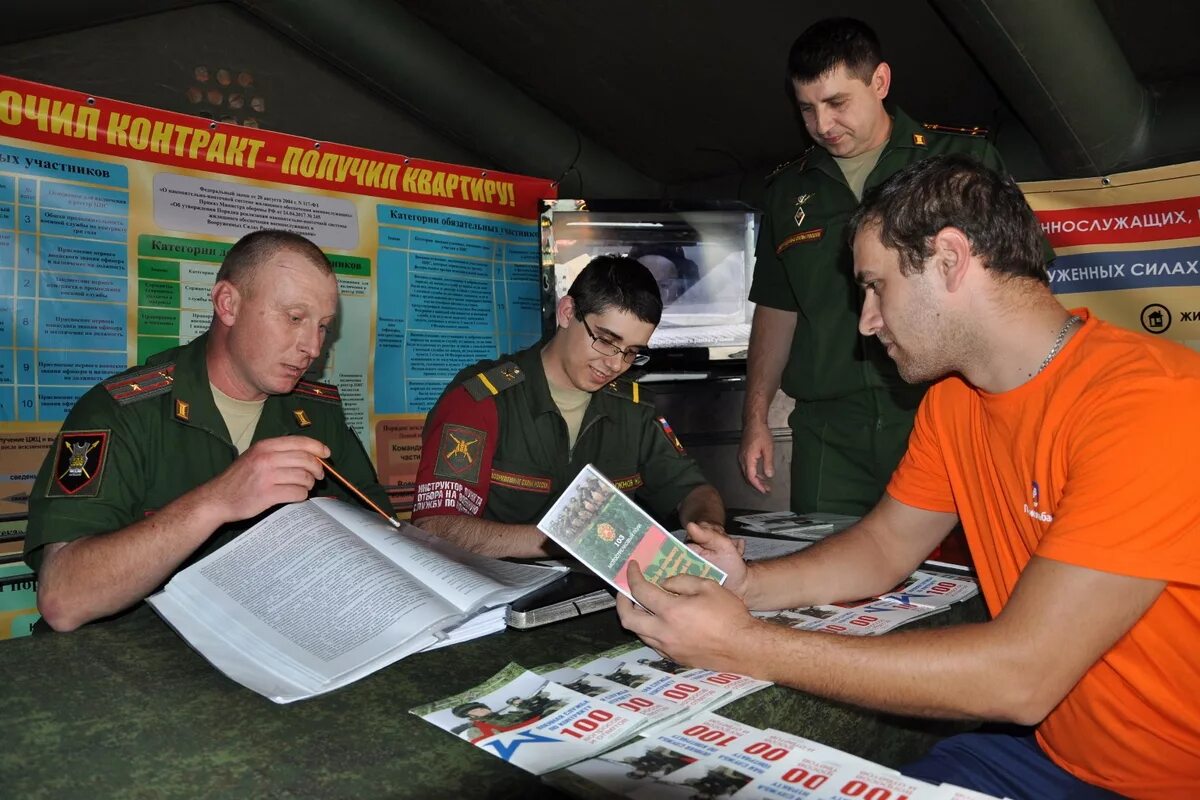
[1037,315,1082,374]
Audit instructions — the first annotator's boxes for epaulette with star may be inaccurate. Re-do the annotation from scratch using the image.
[293,379,341,404]
[765,147,813,184]
[922,122,989,138]
[601,377,654,407]
[463,362,525,401]
[104,363,176,405]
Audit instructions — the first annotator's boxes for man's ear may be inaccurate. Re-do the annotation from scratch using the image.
[211,280,240,327]
[931,227,972,292]
[871,61,892,101]
[556,295,576,329]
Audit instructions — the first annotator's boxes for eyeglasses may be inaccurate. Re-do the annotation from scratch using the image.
[579,317,651,366]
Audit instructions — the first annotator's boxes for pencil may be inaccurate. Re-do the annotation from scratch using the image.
[317,457,402,528]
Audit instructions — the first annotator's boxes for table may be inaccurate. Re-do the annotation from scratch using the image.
[0,596,983,799]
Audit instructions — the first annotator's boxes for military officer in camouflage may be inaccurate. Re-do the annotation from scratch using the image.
[412,255,726,558]
[740,17,1009,515]
[25,229,390,631]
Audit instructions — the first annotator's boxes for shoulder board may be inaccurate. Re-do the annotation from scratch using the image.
[463,362,525,401]
[765,147,814,183]
[600,378,654,406]
[293,379,341,404]
[922,122,989,138]
[104,363,175,405]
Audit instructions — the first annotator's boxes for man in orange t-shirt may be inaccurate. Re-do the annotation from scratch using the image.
[616,155,1199,798]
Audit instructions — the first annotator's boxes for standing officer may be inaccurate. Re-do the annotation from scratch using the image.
[25,229,390,631]
[411,255,726,558]
[739,17,1008,514]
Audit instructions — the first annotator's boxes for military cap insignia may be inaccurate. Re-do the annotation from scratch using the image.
[912,133,927,147]
[464,362,524,401]
[104,364,176,405]
[434,424,486,483]
[293,409,313,428]
[293,379,341,404]
[174,399,190,422]
[48,430,110,497]
[656,417,686,454]
[794,193,814,227]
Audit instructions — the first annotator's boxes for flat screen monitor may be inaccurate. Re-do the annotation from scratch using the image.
[540,200,759,362]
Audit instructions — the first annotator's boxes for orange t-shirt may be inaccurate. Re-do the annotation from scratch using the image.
[888,309,1200,797]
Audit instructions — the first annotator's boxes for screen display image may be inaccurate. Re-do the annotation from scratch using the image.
[540,200,758,357]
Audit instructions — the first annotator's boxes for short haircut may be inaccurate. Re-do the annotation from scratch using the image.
[848,154,1049,284]
[215,230,333,294]
[568,254,663,325]
[788,17,883,84]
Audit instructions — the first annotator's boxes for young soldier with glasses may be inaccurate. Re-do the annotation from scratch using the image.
[412,255,726,557]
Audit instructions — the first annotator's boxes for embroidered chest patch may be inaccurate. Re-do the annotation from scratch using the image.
[48,430,111,497]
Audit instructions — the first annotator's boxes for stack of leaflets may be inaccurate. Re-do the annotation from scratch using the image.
[536,464,726,600]
[550,711,1005,800]
[734,511,839,540]
[753,571,979,636]
[411,643,769,775]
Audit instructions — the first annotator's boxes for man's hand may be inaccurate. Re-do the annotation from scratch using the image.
[204,436,330,524]
[616,561,764,675]
[738,421,775,494]
[685,521,749,598]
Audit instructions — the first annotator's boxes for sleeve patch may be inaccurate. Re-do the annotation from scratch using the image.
[656,417,686,454]
[47,430,111,497]
[413,481,484,516]
[433,424,486,483]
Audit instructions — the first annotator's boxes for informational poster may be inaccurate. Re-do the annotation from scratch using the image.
[0,75,556,516]
[1022,161,1200,350]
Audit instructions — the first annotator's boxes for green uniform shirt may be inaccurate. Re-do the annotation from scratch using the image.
[411,343,708,526]
[750,108,1005,404]
[24,333,390,575]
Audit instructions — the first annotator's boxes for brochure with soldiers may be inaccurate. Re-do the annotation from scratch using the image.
[148,497,566,703]
[557,712,761,798]
[596,642,772,707]
[411,662,647,775]
[536,464,726,601]
[625,728,833,800]
[753,571,979,637]
[535,664,689,729]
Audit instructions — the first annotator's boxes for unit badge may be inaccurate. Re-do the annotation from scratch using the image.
[49,430,110,497]
[434,424,486,483]
[794,193,814,227]
[293,409,313,428]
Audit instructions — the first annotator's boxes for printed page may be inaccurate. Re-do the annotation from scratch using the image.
[734,511,836,539]
[537,464,725,600]
[412,663,647,775]
[737,535,814,562]
[156,500,464,689]
[312,497,566,611]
